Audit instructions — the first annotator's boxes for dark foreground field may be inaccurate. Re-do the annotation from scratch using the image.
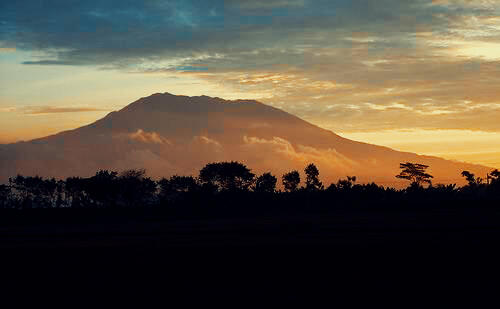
[2,206,500,249]
[2,206,500,306]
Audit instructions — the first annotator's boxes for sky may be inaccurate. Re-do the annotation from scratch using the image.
[1,0,500,168]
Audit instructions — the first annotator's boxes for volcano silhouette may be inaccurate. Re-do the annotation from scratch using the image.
[0,92,490,185]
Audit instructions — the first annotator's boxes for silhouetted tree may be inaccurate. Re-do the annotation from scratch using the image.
[488,169,500,194]
[4,162,500,211]
[254,172,277,193]
[336,176,357,191]
[461,171,484,187]
[65,177,88,208]
[440,183,457,193]
[118,169,157,207]
[159,175,199,202]
[282,170,300,192]
[55,180,65,208]
[9,175,57,208]
[9,175,31,208]
[86,170,120,207]
[304,163,323,191]
[489,169,500,185]
[159,175,198,194]
[396,162,433,187]
[461,171,476,186]
[199,161,255,192]
[0,184,11,208]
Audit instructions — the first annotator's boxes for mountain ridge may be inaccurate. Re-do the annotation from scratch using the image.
[0,92,492,186]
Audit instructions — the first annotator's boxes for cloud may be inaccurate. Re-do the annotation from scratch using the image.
[22,106,107,115]
[128,129,172,145]
[226,0,306,9]
[0,107,17,113]
[0,47,15,52]
[22,60,82,65]
[195,135,222,148]
[242,135,359,179]
[3,0,500,133]
[111,133,364,183]
[0,0,447,67]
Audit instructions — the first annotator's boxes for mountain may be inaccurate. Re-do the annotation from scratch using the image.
[0,92,491,186]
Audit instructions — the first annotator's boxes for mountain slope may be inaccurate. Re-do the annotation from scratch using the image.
[0,92,492,186]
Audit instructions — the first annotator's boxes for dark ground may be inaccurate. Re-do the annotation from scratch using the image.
[2,207,500,306]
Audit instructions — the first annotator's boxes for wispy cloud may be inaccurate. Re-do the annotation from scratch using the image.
[0,107,17,113]
[0,47,16,53]
[128,129,172,145]
[22,106,108,115]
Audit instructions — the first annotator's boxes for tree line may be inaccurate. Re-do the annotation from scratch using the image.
[0,161,499,209]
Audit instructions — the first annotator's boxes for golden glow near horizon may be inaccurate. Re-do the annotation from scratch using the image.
[339,129,500,168]
[1,0,499,169]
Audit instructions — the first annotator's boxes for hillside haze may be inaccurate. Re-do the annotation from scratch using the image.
[0,93,491,185]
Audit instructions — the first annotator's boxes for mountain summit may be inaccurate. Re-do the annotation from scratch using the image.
[0,93,490,185]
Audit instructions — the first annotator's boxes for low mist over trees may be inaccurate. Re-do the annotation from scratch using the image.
[0,161,499,209]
